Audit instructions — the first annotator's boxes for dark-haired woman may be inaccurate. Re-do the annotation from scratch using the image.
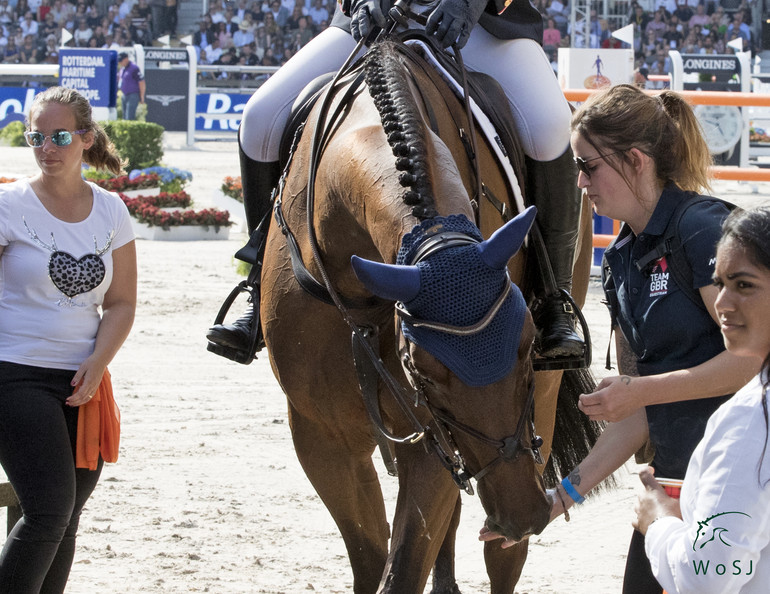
[0,87,135,593]
[634,206,770,593]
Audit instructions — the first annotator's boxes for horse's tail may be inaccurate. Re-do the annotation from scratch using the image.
[542,368,615,491]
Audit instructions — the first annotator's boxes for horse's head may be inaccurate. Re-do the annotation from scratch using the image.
[351,206,551,541]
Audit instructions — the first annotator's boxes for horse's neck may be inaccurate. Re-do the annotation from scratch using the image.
[309,39,475,265]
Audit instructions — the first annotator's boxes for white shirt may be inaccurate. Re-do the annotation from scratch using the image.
[0,180,134,370]
[203,42,222,62]
[646,374,770,593]
[19,17,37,37]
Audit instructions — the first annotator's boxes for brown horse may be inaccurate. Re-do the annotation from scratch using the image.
[260,36,597,593]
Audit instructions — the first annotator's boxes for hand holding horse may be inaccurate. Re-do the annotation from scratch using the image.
[479,483,577,549]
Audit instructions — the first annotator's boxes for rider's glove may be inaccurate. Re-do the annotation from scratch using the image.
[350,0,390,41]
[425,0,488,49]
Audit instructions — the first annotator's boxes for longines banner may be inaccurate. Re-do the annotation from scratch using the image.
[144,47,191,132]
[680,54,740,83]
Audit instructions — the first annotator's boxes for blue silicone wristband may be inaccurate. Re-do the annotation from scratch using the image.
[561,477,585,504]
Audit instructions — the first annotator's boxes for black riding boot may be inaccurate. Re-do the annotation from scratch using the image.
[526,148,586,362]
[206,139,280,357]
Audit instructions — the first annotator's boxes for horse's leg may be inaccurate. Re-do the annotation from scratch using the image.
[262,241,391,592]
[379,443,460,594]
[532,370,564,471]
[288,405,390,593]
[430,494,462,594]
[528,199,595,468]
[484,539,529,594]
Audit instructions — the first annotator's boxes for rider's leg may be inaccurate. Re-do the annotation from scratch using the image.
[523,150,584,358]
[463,33,584,359]
[238,24,361,234]
[208,26,360,355]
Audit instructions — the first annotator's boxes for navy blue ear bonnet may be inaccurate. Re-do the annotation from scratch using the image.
[396,215,527,387]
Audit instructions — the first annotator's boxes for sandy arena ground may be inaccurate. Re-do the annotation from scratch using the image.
[1,133,767,593]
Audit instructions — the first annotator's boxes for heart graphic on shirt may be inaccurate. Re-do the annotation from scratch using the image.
[48,252,106,298]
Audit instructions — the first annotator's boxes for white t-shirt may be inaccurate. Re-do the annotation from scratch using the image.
[0,179,134,370]
[646,374,770,593]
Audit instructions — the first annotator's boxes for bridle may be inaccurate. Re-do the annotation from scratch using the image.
[393,231,544,494]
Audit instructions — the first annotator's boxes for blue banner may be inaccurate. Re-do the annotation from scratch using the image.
[195,92,250,131]
[59,49,118,108]
[0,87,45,128]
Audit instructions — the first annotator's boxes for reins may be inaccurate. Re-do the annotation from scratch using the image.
[303,35,428,445]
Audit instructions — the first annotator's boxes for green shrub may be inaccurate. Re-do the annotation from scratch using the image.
[0,121,27,147]
[100,120,164,171]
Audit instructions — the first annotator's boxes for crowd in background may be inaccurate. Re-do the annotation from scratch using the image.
[191,0,337,77]
[541,0,761,78]
[0,0,765,78]
[0,0,338,75]
[0,0,180,64]
[178,0,770,80]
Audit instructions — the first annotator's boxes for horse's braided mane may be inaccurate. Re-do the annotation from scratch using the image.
[363,40,437,220]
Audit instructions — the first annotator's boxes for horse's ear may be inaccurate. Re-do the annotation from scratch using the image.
[351,256,421,302]
[478,205,538,269]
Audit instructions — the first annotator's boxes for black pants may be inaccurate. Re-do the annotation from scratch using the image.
[623,529,664,594]
[0,362,103,594]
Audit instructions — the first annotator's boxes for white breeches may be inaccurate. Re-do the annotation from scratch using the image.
[239,25,571,163]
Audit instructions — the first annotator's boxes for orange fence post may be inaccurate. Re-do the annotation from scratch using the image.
[564,89,770,107]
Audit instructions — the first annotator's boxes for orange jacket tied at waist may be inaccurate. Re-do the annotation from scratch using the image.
[76,369,121,470]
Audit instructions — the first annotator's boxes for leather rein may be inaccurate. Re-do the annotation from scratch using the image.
[273,28,543,495]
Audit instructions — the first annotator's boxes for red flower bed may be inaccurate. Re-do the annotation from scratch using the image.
[95,173,161,192]
[119,191,232,231]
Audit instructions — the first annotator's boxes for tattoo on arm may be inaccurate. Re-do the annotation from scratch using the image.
[620,376,631,385]
[567,467,581,487]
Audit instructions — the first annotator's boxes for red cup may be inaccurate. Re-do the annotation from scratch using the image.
[657,478,683,499]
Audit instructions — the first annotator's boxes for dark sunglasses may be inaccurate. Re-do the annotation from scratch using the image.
[573,150,624,178]
[24,129,87,148]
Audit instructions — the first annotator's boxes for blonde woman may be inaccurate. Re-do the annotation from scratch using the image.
[0,87,135,593]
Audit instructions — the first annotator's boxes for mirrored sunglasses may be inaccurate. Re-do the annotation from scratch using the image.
[573,150,624,178]
[24,129,87,148]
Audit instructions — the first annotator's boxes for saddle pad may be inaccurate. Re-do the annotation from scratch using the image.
[403,39,526,217]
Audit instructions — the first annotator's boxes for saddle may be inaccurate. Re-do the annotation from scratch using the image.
[208,32,535,365]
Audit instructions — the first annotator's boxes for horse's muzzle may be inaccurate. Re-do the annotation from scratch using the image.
[483,491,551,543]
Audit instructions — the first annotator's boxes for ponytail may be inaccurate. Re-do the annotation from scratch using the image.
[656,91,712,194]
[83,126,125,176]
